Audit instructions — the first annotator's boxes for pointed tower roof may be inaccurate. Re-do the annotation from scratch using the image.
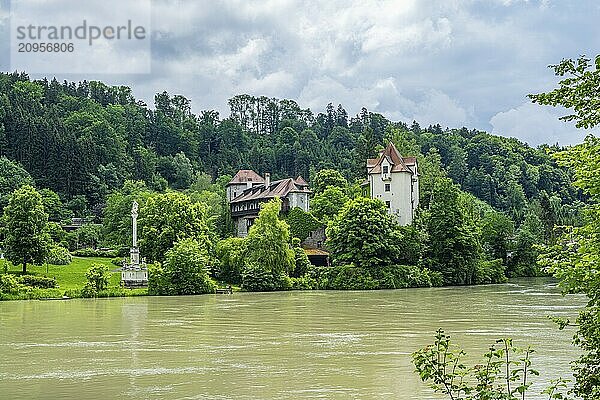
[367,142,414,174]
[227,170,265,186]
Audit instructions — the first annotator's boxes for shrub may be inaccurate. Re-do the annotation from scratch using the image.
[47,246,72,265]
[290,274,319,290]
[241,263,291,292]
[72,248,119,257]
[149,239,217,295]
[111,257,125,266]
[215,237,246,284]
[81,264,111,297]
[291,240,311,278]
[18,275,58,288]
[375,265,443,289]
[0,274,22,294]
[474,259,508,284]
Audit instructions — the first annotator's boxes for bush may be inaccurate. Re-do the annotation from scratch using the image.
[291,240,311,278]
[241,263,291,292]
[18,275,58,288]
[148,239,217,295]
[474,259,508,284]
[111,257,125,266]
[0,274,22,294]
[290,274,319,290]
[215,237,245,284]
[375,265,443,289]
[72,248,119,257]
[47,246,72,265]
[81,264,111,297]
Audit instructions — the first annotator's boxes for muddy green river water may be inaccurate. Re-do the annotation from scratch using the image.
[0,278,585,399]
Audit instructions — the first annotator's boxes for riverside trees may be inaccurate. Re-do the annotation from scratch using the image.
[1,185,51,273]
[531,54,600,400]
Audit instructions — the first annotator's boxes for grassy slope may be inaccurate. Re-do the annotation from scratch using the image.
[2,257,147,299]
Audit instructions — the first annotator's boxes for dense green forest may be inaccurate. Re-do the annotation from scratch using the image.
[0,71,586,289]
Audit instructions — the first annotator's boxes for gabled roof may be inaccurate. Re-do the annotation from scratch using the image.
[295,176,308,186]
[230,177,311,204]
[227,170,265,186]
[367,142,416,174]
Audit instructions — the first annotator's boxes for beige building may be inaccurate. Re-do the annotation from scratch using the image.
[366,143,419,225]
[227,170,311,237]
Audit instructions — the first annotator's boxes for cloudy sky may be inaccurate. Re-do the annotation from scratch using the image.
[1,0,599,145]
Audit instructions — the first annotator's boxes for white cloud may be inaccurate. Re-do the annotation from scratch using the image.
[490,102,592,146]
[11,0,600,145]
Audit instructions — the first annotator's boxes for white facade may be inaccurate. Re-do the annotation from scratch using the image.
[367,144,419,226]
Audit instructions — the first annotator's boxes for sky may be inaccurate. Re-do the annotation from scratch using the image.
[1,0,599,146]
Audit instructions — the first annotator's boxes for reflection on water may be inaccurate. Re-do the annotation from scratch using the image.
[0,278,585,399]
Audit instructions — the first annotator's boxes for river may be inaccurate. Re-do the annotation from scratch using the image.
[0,278,585,399]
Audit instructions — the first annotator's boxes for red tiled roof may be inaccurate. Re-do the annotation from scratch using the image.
[367,143,416,174]
[227,170,265,186]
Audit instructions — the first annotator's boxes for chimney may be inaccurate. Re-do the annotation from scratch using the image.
[265,172,271,189]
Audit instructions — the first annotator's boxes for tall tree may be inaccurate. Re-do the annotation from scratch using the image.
[2,185,51,273]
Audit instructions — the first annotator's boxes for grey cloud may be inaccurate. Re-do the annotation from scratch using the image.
[5,0,600,144]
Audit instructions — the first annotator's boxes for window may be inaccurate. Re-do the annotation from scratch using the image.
[248,178,253,181]
[383,165,389,174]
[385,201,391,208]
[385,184,390,192]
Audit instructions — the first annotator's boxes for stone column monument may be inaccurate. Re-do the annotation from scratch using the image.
[121,201,148,287]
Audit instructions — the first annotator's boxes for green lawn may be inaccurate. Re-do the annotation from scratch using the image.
[4,256,118,289]
[2,257,147,298]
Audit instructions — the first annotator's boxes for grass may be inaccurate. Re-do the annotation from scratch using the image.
[1,256,148,299]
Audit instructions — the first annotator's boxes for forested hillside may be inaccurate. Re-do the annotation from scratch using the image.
[0,72,582,218]
[0,70,588,294]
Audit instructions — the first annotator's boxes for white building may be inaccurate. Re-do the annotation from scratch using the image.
[366,143,419,225]
[227,170,311,237]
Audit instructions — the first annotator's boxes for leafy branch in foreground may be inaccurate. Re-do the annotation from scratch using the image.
[413,329,571,400]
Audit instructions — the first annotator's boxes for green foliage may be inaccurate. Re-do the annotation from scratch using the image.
[529,55,600,129]
[374,265,443,289]
[291,242,312,278]
[474,259,508,285]
[0,157,33,211]
[39,188,70,222]
[17,275,58,288]
[46,246,72,265]
[531,57,600,399]
[290,273,319,290]
[312,169,348,194]
[149,238,216,295]
[310,186,349,222]
[326,197,402,269]
[244,197,294,277]
[215,237,245,284]
[285,207,323,241]
[422,179,481,285]
[140,191,214,263]
[413,330,541,400]
[0,274,22,294]
[241,262,291,292]
[102,180,152,249]
[71,248,118,257]
[66,224,103,251]
[1,184,51,273]
[82,263,111,297]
